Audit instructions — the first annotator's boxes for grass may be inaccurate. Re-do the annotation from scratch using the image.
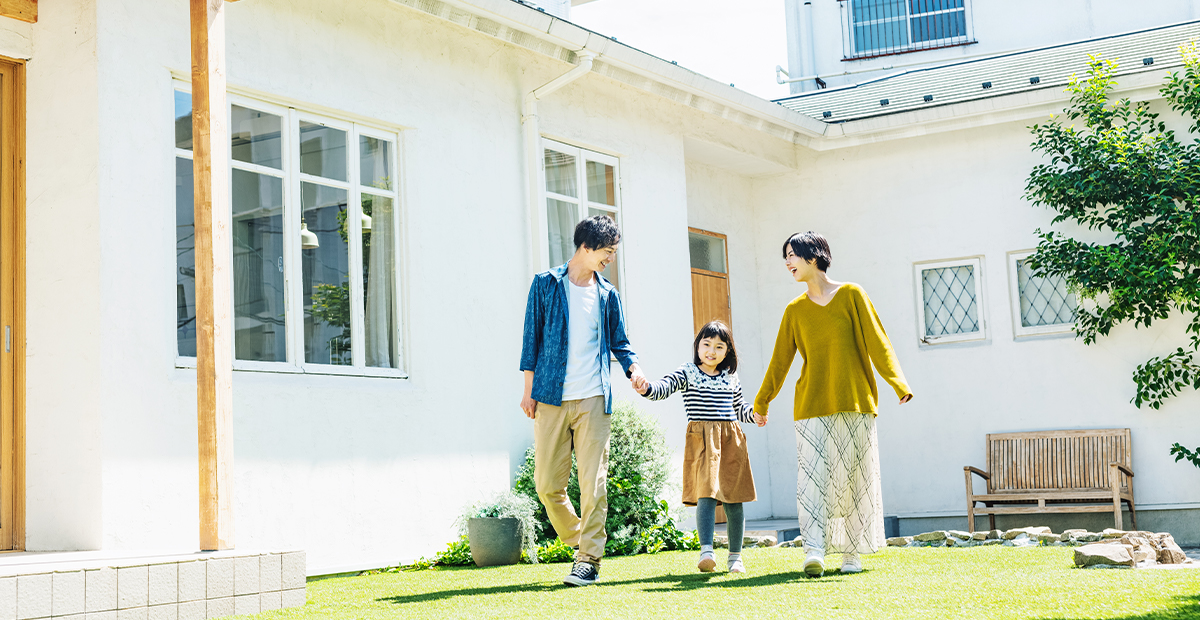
[239,547,1200,620]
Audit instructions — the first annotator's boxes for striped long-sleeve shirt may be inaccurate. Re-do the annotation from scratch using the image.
[641,363,756,423]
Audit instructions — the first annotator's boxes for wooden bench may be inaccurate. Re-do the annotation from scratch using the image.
[964,428,1136,533]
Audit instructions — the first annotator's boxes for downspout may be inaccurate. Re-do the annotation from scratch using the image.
[802,0,818,87]
[522,51,596,277]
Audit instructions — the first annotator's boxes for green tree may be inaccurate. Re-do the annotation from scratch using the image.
[1025,45,1200,467]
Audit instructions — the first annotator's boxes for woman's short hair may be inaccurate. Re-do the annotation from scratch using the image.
[693,320,739,373]
[782,231,832,272]
[574,214,621,250]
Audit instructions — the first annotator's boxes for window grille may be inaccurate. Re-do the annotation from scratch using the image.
[914,257,986,344]
[841,0,974,60]
[1007,251,1076,337]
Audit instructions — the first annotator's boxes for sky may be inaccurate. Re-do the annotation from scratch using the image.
[569,0,794,101]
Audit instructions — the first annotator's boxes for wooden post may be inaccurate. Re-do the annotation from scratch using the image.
[191,0,234,551]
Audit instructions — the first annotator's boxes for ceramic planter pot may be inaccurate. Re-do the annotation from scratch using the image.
[467,517,522,567]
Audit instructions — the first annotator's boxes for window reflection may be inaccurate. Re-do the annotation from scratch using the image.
[302,182,351,365]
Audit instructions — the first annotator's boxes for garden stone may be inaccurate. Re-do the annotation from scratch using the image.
[914,531,947,542]
[887,536,913,547]
[714,535,729,549]
[947,530,972,541]
[1062,529,1087,536]
[1037,533,1061,544]
[979,539,1005,546]
[1003,527,1050,540]
[1074,532,1102,543]
[1101,528,1126,539]
[1075,544,1134,568]
[467,518,522,567]
[971,531,989,541]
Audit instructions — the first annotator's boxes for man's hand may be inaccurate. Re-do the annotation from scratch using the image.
[629,364,649,394]
[752,412,767,427]
[521,395,538,419]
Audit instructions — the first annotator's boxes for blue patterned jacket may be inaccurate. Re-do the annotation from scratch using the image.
[520,263,639,414]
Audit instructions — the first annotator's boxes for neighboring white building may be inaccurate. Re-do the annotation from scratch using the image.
[782,0,1200,92]
[0,0,1197,602]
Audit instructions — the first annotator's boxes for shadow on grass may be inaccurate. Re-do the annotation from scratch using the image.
[1039,594,1200,620]
[376,568,862,606]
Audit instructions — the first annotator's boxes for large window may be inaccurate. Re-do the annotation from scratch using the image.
[175,87,404,375]
[842,0,972,59]
[914,257,986,345]
[541,139,623,290]
[1007,251,1077,338]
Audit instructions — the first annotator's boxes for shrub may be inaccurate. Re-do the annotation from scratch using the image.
[514,400,695,556]
[454,491,540,563]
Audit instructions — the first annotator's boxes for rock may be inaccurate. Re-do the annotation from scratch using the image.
[914,531,947,542]
[1007,534,1038,547]
[887,536,913,547]
[714,535,729,549]
[971,531,989,541]
[1159,548,1188,564]
[979,539,1005,546]
[1101,528,1126,539]
[1003,526,1051,540]
[1038,533,1061,544]
[1071,532,1102,543]
[1062,529,1087,536]
[1075,544,1134,568]
[742,535,776,548]
[946,537,974,547]
[946,530,972,541]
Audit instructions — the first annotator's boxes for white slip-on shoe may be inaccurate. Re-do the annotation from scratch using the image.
[727,558,746,574]
[840,552,863,574]
[697,550,716,572]
[803,550,825,577]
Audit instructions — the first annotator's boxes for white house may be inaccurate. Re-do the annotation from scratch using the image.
[0,0,1198,616]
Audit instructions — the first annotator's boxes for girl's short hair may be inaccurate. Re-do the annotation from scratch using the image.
[782,231,832,272]
[693,320,738,373]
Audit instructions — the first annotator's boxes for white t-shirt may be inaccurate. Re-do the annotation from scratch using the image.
[561,277,604,401]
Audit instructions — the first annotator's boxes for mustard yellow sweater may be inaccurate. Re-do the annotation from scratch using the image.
[754,283,912,421]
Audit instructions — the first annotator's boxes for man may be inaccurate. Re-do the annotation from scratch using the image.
[520,215,647,587]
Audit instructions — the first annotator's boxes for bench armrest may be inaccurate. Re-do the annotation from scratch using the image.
[964,466,990,480]
[1110,463,1134,478]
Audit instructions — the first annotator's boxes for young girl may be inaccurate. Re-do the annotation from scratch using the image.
[636,320,764,574]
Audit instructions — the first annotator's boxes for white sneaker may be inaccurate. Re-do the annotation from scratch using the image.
[841,552,862,574]
[727,558,746,574]
[803,550,825,577]
[697,550,716,572]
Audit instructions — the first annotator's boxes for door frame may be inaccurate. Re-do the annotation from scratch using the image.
[0,54,26,551]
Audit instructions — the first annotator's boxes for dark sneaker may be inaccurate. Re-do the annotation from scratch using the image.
[563,561,599,587]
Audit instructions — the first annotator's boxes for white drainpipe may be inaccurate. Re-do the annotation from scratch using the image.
[522,51,596,276]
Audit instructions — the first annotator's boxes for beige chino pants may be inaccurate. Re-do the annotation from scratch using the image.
[534,395,609,566]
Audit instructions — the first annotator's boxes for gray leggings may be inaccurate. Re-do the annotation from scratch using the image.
[697,498,744,553]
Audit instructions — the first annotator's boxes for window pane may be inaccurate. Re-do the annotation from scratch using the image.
[909,0,962,14]
[232,170,286,362]
[855,17,908,52]
[360,136,393,191]
[688,232,726,274]
[921,265,979,336]
[299,122,348,181]
[544,149,577,198]
[586,161,616,206]
[175,90,193,151]
[911,9,966,43]
[588,209,620,290]
[547,198,577,267]
[362,194,398,368]
[1017,259,1077,328]
[176,157,196,356]
[853,0,907,21]
[231,105,283,170]
[302,182,351,365]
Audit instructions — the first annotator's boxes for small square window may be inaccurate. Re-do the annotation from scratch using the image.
[914,257,987,345]
[1007,250,1076,337]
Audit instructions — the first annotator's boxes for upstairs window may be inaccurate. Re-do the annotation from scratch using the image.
[842,0,972,59]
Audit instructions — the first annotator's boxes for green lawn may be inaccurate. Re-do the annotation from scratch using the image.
[241,547,1200,620]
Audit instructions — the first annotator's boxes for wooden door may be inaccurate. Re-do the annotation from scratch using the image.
[689,228,731,333]
[0,56,25,551]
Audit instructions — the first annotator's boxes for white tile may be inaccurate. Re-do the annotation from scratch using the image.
[86,612,117,620]
[280,553,305,591]
[0,577,16,620]
[232,557,257,597]
[147,565,177,606]
[257,555,280,593]
[281,589,306,610]
[16,573,52,620]
[176,563,204,604]
[53,571,86,616]
[85,568,118,613]
[233,595,258,617]
[117,566,148,610]
[54,615,85,620]
[204,597,233,620]
[117,607,147,620]
[146,604,177,620]
[175,601,205,620]
[258,591,281,612]
[204,560,232,601]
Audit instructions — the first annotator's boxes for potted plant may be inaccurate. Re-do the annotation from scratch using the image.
[456,491,539,567]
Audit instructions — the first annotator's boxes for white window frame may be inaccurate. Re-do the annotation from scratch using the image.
[537,138,624,290]
[174,81,407,378]
[845,0,974,57]
[1007,249,1076,339]
[913,256,987,346]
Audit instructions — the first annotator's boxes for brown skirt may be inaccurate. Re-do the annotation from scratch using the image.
[682,420,757,506]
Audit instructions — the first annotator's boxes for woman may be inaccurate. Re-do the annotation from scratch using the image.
[754,231,912,577]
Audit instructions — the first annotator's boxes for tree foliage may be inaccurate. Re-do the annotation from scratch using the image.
[1025,44,1200,411]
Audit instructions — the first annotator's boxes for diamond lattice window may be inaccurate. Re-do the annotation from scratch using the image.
[921,265,979,336]
[1016,259,1077,327]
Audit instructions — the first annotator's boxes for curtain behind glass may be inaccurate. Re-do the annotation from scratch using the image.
[364,194,397,368]
[547,199,576,267]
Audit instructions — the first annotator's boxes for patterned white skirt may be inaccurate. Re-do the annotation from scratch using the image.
[794,412,884,555]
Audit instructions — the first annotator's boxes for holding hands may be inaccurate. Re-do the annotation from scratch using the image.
[751,411,767,427]
[629,364,650,395]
